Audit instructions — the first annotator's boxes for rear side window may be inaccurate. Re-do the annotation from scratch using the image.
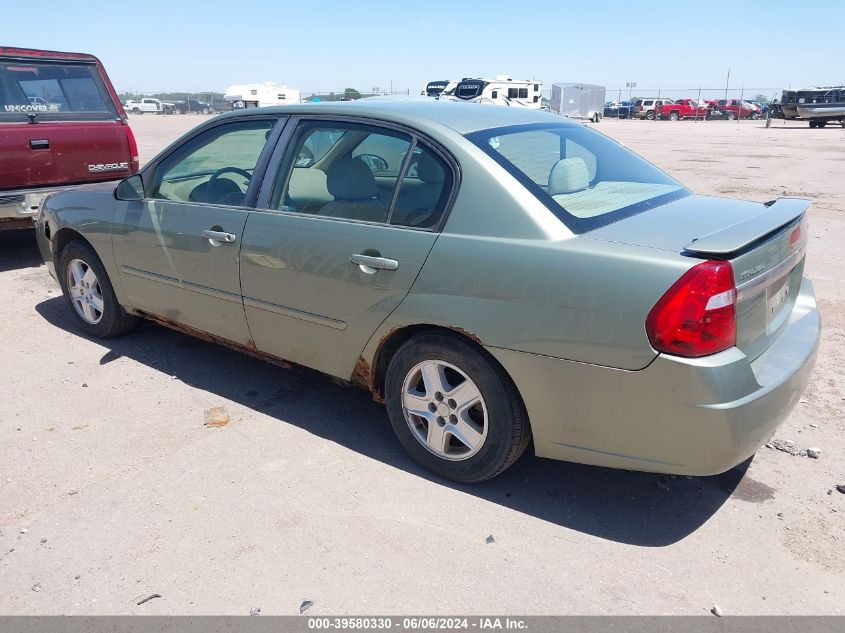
[269,120,453,229]
[0,61,118,122]
[467,123,688,233]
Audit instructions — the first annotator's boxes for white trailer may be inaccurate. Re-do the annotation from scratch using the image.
[550,83,607,122]
[442,75,542,109]
[224,81,301,109]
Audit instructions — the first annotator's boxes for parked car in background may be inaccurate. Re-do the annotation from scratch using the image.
[0,46,138,231]
[603,100,636,118]
[712,99,759,120]
[656,98,710,120]
[173,99,212,114]
[123,97,174,115]
[35,100,819,483]
[633,98,675,119]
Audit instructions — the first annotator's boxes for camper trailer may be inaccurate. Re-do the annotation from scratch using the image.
[224,81,301,109]
[441,75,542,109]
[550,83,607,122]
[422,80,451,98]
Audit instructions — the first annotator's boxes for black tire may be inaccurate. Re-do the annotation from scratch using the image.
[727,112,736,121]
[132,107,141,115]
[817,121,827,128]
[645,110,655,120]
[385,333,531,483]
[809,121,817,128]
[58,240,139,338]
[669,111,679,121]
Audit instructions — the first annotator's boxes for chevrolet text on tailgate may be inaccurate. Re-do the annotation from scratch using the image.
[0,46,138,230]
[35,101,820,482]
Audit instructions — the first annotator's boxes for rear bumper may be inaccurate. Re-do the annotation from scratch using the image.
[488,277,820,475]
[0,185,81,225]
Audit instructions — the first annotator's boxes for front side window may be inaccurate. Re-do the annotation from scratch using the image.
[151,119,275,205]
[467,123,688,233]
[0,61,117,121]
[270,121,453,229]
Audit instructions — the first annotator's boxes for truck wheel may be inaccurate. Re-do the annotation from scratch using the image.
[809,121,817,128]
[669,111,679,121]
[132,107,141,115]
[646,111,655,120]
[818,121,827,128]
[58,241,139,338]
[727,112,736,120]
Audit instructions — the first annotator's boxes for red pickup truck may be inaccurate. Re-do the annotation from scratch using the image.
[656,98,710,121]
[0,47,138,230]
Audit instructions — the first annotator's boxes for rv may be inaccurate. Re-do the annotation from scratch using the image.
[441,75,542,109]
[422,80,451,98]
[224,81,301,109]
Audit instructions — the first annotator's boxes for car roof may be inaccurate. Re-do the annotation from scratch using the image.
[0,46,102,64]
[213,98,577,135]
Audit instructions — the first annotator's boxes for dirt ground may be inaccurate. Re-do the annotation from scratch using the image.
[1,113,843,615]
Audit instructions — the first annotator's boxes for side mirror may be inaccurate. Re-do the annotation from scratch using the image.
[115,174,145,201]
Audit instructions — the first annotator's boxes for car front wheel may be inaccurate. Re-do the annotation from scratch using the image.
[385,333,531,482]
[58,241,139,338]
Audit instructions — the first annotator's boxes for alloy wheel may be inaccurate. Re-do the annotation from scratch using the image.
[66,258,104,324]
[401,360,488,461]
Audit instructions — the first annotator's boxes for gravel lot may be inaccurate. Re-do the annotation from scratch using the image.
[1,113,843,615]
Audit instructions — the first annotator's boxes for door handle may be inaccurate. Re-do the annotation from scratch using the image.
[201,229,237,246]
[350,253,399,274]
[29,139,50,150]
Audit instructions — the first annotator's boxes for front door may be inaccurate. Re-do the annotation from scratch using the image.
[114,117,278,345]
[241,118,455,378]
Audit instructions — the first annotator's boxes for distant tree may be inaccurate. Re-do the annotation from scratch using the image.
[754,94,769,104]
[343,88,362,100]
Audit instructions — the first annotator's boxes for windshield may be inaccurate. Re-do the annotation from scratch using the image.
[466,123,689,233]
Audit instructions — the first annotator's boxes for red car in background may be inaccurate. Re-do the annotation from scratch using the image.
[713,99,761,120]
[0,47,138,230]
[656,98,711,120]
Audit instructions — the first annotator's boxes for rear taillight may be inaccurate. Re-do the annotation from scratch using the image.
[646,260,737,357]
[123,123,139,173]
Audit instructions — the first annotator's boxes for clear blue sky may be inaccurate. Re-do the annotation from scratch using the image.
[2,0,839,98]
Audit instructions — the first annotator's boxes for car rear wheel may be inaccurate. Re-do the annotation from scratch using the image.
[669,111,679,121]
[645,110,655,120]
[385,333,531,483]
[58,241,139,338]
[727,112,736,120]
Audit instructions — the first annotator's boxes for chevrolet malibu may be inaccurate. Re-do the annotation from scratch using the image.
[35,100,820,482]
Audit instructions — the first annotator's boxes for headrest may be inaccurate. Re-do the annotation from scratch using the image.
[326,158,378,201]
[416,152,445,184]
[548,158,589,195]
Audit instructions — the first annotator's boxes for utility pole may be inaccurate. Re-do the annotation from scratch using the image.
[724,68,731,100]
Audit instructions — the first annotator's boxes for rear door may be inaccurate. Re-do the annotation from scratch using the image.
[241,117,456,378]
[0,57,132,191]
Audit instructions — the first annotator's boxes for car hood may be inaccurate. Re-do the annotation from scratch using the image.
[582,194,774,253]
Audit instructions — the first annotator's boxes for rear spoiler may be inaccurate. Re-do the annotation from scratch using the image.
[683,198,811,256]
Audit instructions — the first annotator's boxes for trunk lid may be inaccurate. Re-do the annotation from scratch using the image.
[586,195,810,361]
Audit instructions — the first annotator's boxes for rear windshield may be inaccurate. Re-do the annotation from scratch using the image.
[0,60,118,122]
[466,123,689,233]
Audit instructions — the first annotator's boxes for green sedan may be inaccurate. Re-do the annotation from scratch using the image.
[35,100,820,482]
